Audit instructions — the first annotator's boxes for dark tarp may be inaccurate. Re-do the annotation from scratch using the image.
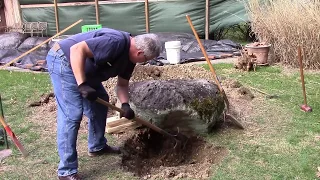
[0,32,240,70]
[0,33,51,70]
[153,32,241,65]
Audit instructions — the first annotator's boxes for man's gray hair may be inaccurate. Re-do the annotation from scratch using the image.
[134,33,162,59]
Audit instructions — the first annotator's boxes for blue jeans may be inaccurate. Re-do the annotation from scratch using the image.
[46,47,109,176]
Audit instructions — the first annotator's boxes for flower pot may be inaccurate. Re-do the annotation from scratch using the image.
[245,43,271,65]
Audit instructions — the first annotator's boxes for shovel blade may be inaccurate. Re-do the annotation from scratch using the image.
[4,126,28,157]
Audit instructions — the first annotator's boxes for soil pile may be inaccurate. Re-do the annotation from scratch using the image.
[121,129,228,179]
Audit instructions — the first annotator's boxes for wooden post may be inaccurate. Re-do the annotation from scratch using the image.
[54,0,59,33]
[4,0,22,28]
[95,0,100,25]
[15,0,23,23]
[145,0,149,33]
[205,0,209,39]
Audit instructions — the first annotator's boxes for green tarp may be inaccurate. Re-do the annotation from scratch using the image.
[99,3,146,35]
[20,0,248,37]
[149,0,205,35]
[210,0,249,31]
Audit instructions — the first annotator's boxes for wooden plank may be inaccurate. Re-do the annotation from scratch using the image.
[21,1,143,8]
[106,121,141,134]
[20,0,174,8]
[107,116,135,128]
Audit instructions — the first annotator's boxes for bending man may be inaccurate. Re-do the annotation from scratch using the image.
[46,27,161,180]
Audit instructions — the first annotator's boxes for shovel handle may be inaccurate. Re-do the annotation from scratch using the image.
[185,15,222,92]
[0,115,8,127]
[298,46,308,105]
[96,98,174,138]
[185,14,230,110]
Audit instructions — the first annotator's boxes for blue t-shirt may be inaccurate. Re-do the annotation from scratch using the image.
[58,28,135,84]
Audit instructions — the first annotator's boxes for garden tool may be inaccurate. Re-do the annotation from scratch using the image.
[0,115,28,157]
[186,14,244,129]
[96,98,189,149]
[0,94,9,149]
[0,94,11,161]
[298,46,312,112]
[0,94,27,157]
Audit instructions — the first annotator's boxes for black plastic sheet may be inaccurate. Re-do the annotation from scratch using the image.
[0,32,241,70]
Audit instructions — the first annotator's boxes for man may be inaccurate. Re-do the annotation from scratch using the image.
[46,27,162,180]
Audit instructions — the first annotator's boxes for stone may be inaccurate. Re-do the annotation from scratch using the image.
[128,79,225,135]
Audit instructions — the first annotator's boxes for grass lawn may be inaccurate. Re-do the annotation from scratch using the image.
[0,63,319,180]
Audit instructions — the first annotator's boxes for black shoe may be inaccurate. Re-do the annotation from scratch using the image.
[58,173,81,180]
[88,145,121,157]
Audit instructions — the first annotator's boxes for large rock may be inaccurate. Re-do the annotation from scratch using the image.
[128,79,225,135]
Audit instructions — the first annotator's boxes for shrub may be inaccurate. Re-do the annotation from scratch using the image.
[244,0,320,69]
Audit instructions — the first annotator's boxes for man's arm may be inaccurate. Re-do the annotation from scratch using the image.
[70,41,93,85]
[116,76,135,119]
[116,76,130,103]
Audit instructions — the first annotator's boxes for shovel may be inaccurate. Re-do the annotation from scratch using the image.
[298,46,312,112]
[186,14,244,129]
[0,115,28,157]
[96,98,188,149]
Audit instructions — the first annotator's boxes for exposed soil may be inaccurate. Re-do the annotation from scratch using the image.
[25,63,258,179]
[120,128,228,180]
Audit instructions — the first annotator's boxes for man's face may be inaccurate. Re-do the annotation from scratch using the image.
[130,50,152,63]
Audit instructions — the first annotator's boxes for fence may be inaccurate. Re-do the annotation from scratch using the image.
[18,0,248,37]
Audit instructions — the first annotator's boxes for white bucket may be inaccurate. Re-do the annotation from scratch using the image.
[165,41,181,64]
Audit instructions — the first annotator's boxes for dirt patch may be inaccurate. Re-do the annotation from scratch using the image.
[120,129,228,180]
[24,63,259,179]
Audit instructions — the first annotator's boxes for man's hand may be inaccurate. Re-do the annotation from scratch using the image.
[78,82,97,101]
[121,103,135,120]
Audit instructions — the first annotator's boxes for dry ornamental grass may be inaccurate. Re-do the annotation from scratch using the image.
[245,0,320,69]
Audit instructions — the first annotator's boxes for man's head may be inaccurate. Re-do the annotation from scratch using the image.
[129,33,162,63]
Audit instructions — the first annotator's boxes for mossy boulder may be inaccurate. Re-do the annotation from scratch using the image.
[128,79,225,136]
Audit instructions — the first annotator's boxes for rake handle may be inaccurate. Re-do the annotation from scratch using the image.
[185,15,223,92]
[96,98,174,138]
[186,15,230,110]
[0,114,8,127]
